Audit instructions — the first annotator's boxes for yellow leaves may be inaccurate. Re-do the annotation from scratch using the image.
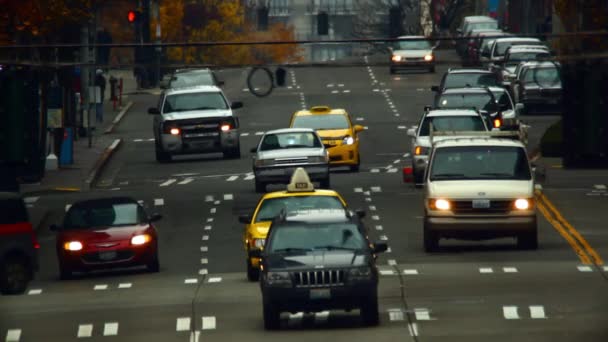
[5,0,92,38]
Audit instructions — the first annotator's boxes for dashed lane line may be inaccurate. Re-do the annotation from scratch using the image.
[176,317,191,332]
[159,179,177,187]
[202,316,216,330]
[5,329,21,342]
[103,323,119,336]
[178,178,194,185]
[77,324,93,338]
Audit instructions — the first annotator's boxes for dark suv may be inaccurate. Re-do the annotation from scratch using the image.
[252,209,388,329]
[0,193,39,294]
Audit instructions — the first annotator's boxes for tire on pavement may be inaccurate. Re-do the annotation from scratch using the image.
[0,255,30,294]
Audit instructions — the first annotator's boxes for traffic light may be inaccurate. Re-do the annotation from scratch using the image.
[317,11,329,35]
[127,10,140,23]
[257,7,269,31]
[389,6,403,37]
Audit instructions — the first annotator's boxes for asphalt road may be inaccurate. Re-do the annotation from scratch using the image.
[3,50,608,342]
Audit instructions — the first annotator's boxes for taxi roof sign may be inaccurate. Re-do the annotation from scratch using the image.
[286,167,315,192]
[310,106,331,113]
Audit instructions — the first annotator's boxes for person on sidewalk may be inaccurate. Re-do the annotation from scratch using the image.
[94,69,106,123]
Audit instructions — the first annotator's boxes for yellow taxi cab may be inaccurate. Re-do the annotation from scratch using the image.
[289,106,364,171]
[238,167,349,281]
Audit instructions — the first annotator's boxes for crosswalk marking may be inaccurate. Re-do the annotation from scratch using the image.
[208,277,222,283]
[255,132,264,136]
[388,309,404,321]
[103,323,118,336]
[503,267,518,273]
[154,198,164,206]
[176,317,191,331]
[240,133,250,137]
[529,306,547,319]
[184,278,198,284]
[223,194,233,200]
[5,329,21,342]
[27,289,42,295]
[202,316,216,330]
[379,269,395,276]
[205,195,214,202]
[480,268,494,273]
[77,324,93,338]
[94,284,108,290]
[577,265,593,272]
[375,225,383,231]
[414,309,431,321]
[226,175,239,182]
[118,283,132,289]
[160,179,177,187]
[403,269,419,275]
[371,186,382,192]
[503,306,520,319]
[594,184,606,190]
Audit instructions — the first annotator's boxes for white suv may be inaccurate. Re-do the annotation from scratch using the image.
[406,135,538,252]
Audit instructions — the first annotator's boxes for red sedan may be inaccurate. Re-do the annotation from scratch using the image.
[52,197,162,279]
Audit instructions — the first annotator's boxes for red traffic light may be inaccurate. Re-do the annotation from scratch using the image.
[127,10,138,23]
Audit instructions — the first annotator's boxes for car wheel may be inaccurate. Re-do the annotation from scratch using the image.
[350,154,361,172]
[517,230,538,250]
[246,259,259,282]
[155,142,171,163]
[147,255,160,273]
[423,221,439,252]
[263,300,281,330]
[360,295,380,326]
[414,169,424,188]
[0,256,30,294]
[320,177,331,189]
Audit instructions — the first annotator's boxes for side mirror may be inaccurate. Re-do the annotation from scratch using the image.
[372,242,388,254]
[354,125,365,133]
[148,108,160,115]
[456,28,462,35]
[149,213,163,222]
[238,214,252,224]
[355,209,366,219]
[430,85,439,92]
[515,103,524,115]
[249,249,262,258]
[407,128,416,137]
[49,224,60,232]
[231,101,243,110]
[433,41,440,49]
[402,166,414,183]
[250,147,257,153]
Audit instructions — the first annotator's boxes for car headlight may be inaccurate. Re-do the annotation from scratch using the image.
[252,238,265,249]
[63,241,83,251]
[514,198,532,210]
[391,55,402,62]
[349,267,372,280]
[414,146,430,155]
[343,136,354,145]
[308,155,327,163]
[265,271,292,287]
[429,199,451,210]
[131,234,152,245]
[424,54,433,61]
[255,158,274,167]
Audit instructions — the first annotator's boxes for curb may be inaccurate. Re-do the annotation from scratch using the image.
[104,101,134,134]
[84,138,122,190]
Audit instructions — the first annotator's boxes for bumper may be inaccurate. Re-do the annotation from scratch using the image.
[391,60,435,70]
[327,143,359,166]
[59,245,157,271]
[254,164,329,184]
[425,215,537,239]
[521,96,561,107]
[263,283,376,312]
[160,131,239,154]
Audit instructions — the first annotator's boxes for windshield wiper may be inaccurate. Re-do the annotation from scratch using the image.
[432,173,467,179]
[314,245,358,251]
[272,247,313,253]
[190,106,224,110]
[479,172,514,178]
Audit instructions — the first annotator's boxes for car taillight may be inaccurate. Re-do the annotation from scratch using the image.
[493,118,502,128]
[31,233,40,249]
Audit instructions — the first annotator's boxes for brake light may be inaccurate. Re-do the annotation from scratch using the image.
[220,124,231,132]
[493,119,502,128]
[31,233,40,249]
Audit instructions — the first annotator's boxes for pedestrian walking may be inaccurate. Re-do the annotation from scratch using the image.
[94,69,106,123]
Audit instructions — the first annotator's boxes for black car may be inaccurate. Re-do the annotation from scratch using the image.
[433,87,504,129]
[431,68,500,102]
[252,209,388,330]
[511,62,562,114]
[0,193,39,294]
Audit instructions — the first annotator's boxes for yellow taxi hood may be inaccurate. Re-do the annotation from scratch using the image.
[316,128,352,138]
[250,222,272,237]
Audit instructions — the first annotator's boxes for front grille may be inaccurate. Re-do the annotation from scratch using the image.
[294,270,345,287]
[273,157,308,165]
[81,250,134,263]
[330,155,343,161]
[452,200,512,214]
[404,57,424,61]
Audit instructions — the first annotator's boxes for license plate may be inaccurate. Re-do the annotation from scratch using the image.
[324,140,337,146]
[472,199,490,209]
[184,132,218,138]
[99,251,117,261]
[309,288,331,300]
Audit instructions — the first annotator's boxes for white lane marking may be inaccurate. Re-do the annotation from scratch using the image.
[24,196,39,204]
[414,308,431,320]
[204,225,212,230]
[372,215,380,221]
[176,317,191,331]
[208,277,222,283]
[503,267,518,273]
[137,200,145,206]
[65,204,72,212]
[365,197,372,202]
[189,331,201,342]
[403,153,410,158]
[199,269,208,275]
[373,89,379,92]
[503,306,520,319]
[133,139,143,142]
[529,306,547,319]
[356,117,364,121]
[205,195,214,202]
[223,194,234,200]
[214,200,220,205]
[178,178,194,185]
[147,139,155,141]
[594,184,607,190]
[240,132,250,137]
[403,269,419,275]
[184,278,198,284]
[480,267,494,274]
[375,225,383,231]
[397,126,407,129]
[77,324,93,338]
[379,235,388,241]
[388,309,404,321]
[387,168,398,173]
[387,247,392,253]
[201,258,208,264]
[408,323,419,337]
[369,205,376,211]
[327,84,334,87]
[94,284,108,290]
[28,289,42,295]
[371,186,382,192]
[118,283,132,289]
[354,187,363,192]
[393,159,401,164]
[244,173,255,180]
[202,235,209,241]
[338,84,344,87]
[315,311,330,323]
[331,90,339,94]
[370,168,379,173]
[210,208,217,214]
[288,312,304,325]
[577,265,593,272]
[379,269,395,276]
[255,132,264,136]
[343,90,351,93]
[388,259,397,266]
[103,322,118,336]
[160,179,177,187]
[226,175,239,182]
[363,191,370,195]
[6,329,21,342]
[202,316,216,330]
[154,198,164,206]
[200,246,208,252]
[603,266,608,272]
[207,218,214,222]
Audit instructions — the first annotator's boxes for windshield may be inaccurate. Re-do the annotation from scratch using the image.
[170,73,215,87]
[255,196,345,222]
[430,146,531,181]
[394,40,432,50]
[444,74,498,88]
[292,114,350,130]
[436,94,498,112]
[267,223,366,252]
[522,67,562,85]
[259,132,322,151]
[63,203,144,229]
[490,89,514,110]
[419,115,486,136]
[163,92,228,113]
[496,40,542,56]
